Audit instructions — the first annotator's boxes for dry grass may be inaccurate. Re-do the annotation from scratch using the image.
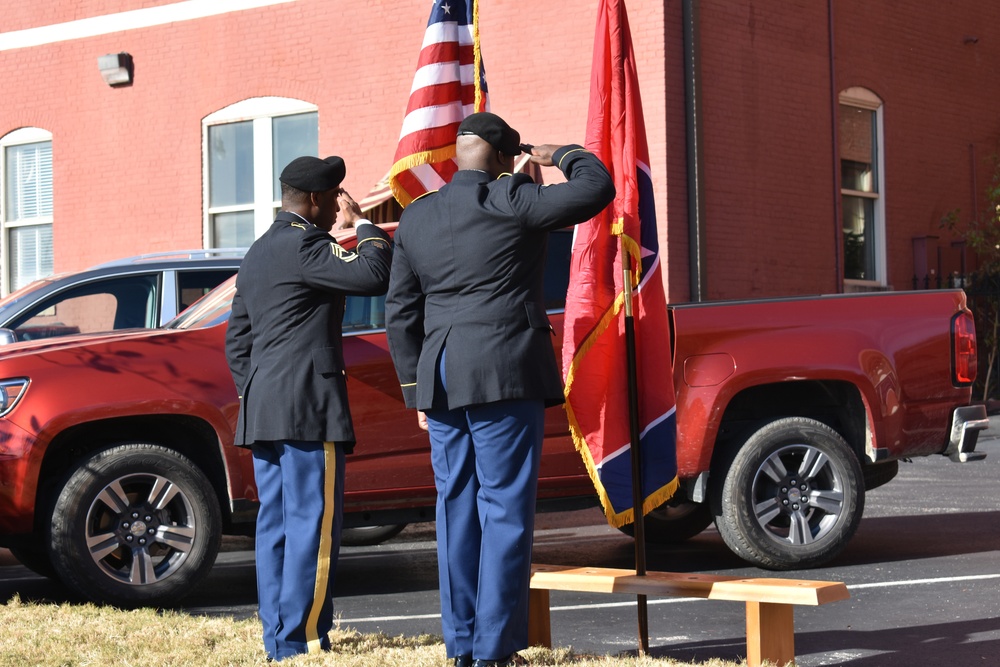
[0,596,753,667]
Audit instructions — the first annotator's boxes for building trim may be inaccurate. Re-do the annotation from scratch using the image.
[0,0,297,51]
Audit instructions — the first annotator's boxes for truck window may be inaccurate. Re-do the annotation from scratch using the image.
[177,269,240,312]
[543,229,573,311]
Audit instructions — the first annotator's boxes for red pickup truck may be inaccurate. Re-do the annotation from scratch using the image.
[0,225,987,606]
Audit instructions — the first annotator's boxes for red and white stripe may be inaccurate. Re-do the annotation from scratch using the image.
[389,1,487,207]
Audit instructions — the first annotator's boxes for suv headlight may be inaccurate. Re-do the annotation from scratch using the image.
[0,378,29,416]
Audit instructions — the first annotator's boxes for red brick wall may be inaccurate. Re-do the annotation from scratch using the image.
[3,0,1000,301]
[697,0,837,298]
[694,0,1000,297]
[833,1,1000,288]
[2,1,667,277]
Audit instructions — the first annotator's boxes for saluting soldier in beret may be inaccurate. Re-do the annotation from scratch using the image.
[385,112,615,667]
[225,155,392,662]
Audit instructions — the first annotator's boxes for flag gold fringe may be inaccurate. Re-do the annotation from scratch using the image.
[563,226,676,528]
[565,397,679,528]
[389,145,457,207]
[471,0,485,112]
[563,290,626,526]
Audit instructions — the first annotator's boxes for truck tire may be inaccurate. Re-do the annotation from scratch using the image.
[715,417,864,570]
[618,499,714,544]
[48,443,222,607]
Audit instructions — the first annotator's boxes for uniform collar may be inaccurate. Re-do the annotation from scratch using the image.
[275,210,314,227]
[451,169,494,184]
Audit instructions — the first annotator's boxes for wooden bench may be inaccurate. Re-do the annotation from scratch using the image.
[528,564,849,667]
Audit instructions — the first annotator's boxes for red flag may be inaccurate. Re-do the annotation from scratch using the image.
[389,0,488,208]
[562,0,678,528]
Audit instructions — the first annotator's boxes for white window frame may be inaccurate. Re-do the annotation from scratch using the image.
[202,97,318,245]
[1,127,54,295]
[839,87,886,288]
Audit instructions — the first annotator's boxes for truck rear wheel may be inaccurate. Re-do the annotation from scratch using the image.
[48,443,222,607]
[715,417,863,570]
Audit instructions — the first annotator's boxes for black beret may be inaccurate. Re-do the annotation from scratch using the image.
[279,155,346,192]
[457,112,521,156]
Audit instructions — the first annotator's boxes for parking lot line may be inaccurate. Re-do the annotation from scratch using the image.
[337,572,1000,625]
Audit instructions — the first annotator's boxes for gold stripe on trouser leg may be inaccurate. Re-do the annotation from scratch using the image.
[306,442,338,653]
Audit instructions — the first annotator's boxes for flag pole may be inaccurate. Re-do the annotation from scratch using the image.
[622,246,650,656]
[615,0,649,655]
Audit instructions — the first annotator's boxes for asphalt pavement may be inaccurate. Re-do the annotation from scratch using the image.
[3,416,1000,666]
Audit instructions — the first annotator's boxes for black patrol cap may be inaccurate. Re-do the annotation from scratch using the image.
[279,155,346,192]
[457,112,521,156]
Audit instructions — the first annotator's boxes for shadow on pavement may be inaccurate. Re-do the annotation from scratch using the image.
[646,615,1000,666]
[2,508,999,613]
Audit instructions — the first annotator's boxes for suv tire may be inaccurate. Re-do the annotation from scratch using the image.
[48,443,221,607]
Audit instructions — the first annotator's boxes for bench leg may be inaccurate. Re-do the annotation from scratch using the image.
[527,589,552,648]
[745,601,795,667]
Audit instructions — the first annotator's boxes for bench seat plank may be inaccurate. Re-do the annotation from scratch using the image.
[530,564,848,605]
[528,564,849,667]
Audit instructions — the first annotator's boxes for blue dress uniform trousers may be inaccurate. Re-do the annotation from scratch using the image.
[425,351,545,661]
[252,440,345,661]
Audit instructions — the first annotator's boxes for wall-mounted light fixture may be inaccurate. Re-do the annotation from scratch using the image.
[97,52,134,87]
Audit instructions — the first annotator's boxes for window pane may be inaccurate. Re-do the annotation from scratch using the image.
[208,121,254,207]
[842,195,876,281]
[9,274,157,340]
[841,159,874,193]
[839,105,877,193]
[5,141,53,221]
[212,210,255,248]
[272,112,319,200]
[343,295,386,332]
[9,224,53,290]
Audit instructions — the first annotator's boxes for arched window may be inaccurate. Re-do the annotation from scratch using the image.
[1,127,53,293]
[203,98,318,248]
[839,87,885,287]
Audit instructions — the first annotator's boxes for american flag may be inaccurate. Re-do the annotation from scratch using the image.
[389,0,489,208]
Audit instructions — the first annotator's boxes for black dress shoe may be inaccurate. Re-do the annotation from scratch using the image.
[453,655,473,667]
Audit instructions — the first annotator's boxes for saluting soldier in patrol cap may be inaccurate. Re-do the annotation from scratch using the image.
[225,154,392,662]
[385,112,615,667]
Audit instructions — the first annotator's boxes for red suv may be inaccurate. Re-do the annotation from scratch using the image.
[0,224,596,607]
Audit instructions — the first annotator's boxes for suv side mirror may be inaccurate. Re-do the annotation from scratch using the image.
[0,329,17,346]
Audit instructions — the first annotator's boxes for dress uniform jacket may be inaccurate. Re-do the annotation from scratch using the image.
[385,144,615,412]
[226,212,392,450]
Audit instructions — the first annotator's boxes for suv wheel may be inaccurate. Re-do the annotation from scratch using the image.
[48,443,222,607]
[714,417,864,570]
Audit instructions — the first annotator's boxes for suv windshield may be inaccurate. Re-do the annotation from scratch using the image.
[166,276,236,330]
